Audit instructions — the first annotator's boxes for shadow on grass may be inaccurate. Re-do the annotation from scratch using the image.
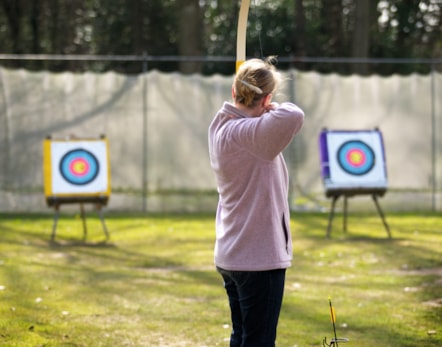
[0,212,441,346]
[287,212,442,346]
[49,240,117,248]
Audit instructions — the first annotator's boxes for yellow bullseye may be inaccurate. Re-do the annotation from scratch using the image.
[347,149,365,166]
[349,151,363,164]
[71,159,88,175]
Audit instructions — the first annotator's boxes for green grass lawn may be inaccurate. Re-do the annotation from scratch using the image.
[0,211,441,346]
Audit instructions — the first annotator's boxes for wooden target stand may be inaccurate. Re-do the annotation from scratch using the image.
[43,135,111,243]
[46,196,110,243]
[319,129,391,239]
[325,188,391,239]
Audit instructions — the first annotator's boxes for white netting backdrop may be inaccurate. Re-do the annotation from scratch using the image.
[0,67,441,212]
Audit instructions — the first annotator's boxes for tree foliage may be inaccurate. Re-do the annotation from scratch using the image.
[0,0,440,75]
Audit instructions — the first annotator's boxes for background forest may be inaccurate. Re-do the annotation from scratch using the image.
[0,0,440,75]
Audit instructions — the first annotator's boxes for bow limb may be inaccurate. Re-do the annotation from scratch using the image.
[236,0,251,72]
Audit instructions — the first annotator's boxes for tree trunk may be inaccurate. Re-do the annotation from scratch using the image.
[322,0,344,55]
[294,0,307,69]
[30,0,41,53]
[178,0,203,74]
[131,0,144,55]
[352,0,370,75]
[0,0,23,54]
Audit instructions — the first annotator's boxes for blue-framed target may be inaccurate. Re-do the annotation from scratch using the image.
[337,140,375,176]
[59,149,100,185]
[318,129,387,191]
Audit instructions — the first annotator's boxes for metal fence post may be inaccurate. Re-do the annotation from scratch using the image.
[142,52,148,212]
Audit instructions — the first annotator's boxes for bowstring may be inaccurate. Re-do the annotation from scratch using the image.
[252,0,264,59]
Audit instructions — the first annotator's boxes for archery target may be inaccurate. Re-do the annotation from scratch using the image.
[43,139,111,197]
[320,130,387,190]
[59,149,99,185]
[337,140,375,175]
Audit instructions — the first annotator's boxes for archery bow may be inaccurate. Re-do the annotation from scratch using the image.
[236,0,251,72]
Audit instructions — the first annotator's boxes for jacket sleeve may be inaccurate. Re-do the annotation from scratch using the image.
[242,102,305,160]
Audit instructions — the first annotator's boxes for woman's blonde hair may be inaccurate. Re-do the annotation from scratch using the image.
[233,56,282,107]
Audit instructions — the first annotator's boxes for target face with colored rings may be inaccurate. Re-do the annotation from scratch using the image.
[337,140,375,175]
[59,149,100,185]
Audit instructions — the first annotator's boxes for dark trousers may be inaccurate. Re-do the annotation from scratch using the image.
[217,267,286,347]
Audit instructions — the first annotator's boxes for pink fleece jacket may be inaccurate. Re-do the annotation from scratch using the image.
[208,101,304,271]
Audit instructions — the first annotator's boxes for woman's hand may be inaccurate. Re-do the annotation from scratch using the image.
[265,102,277,112]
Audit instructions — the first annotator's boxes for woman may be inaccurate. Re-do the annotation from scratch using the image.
[208,57,305,347]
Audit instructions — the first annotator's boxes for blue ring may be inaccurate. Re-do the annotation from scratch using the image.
[337,140,375,175]
[59,149,99,185]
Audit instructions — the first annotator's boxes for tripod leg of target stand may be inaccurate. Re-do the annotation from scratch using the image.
[372,194,392,239]
[80,203,88,241]
[327,195,339,238]
[97,204,110,241]
[343,196,348,233]
[50,204,60,242]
